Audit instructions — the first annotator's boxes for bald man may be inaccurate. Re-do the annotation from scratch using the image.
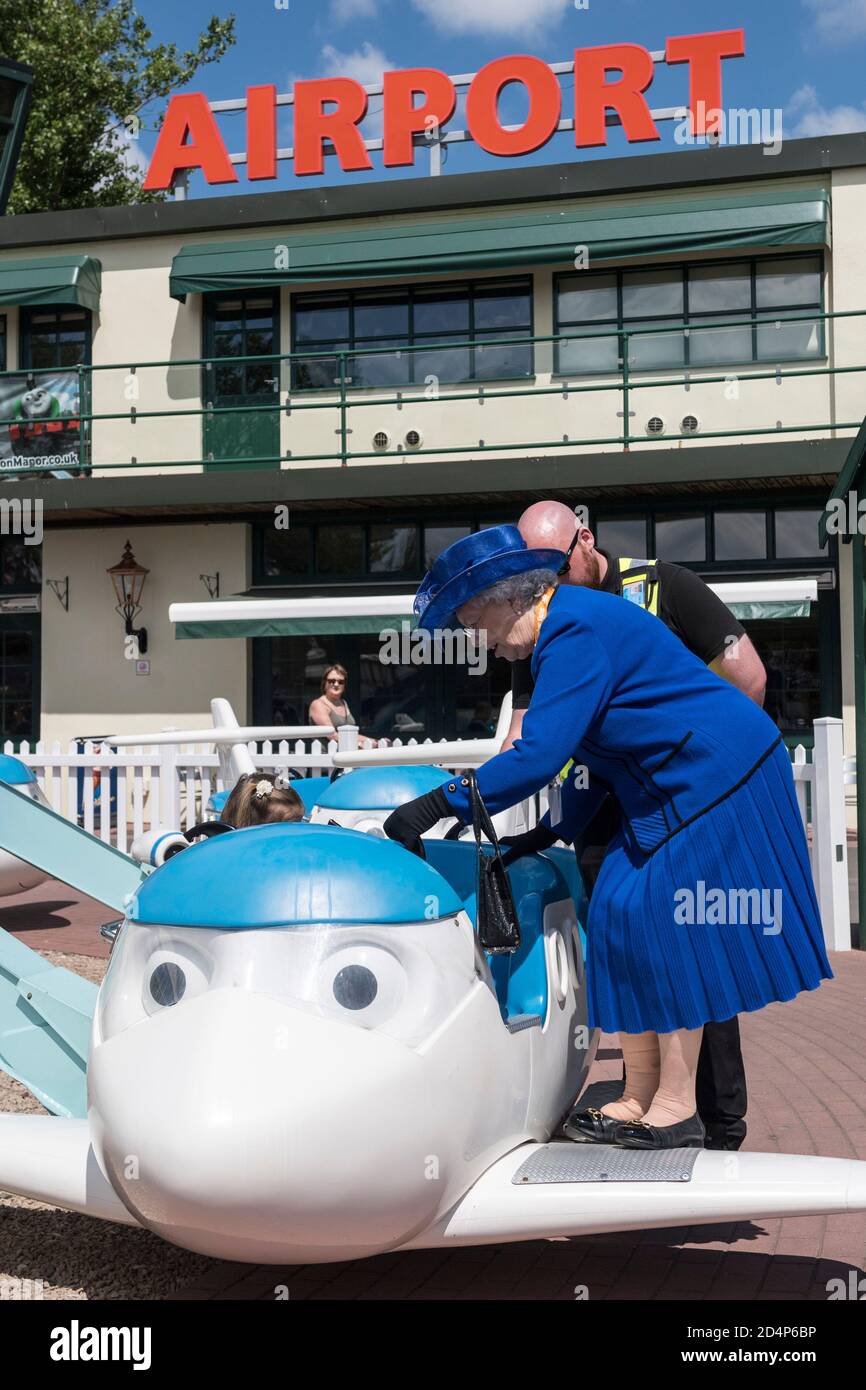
[504,500,767,1152]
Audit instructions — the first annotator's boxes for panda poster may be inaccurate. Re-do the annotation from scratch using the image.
[0,372,86,478]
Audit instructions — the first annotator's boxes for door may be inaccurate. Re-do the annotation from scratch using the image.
[0,616,40,741]
[203,292,280,470]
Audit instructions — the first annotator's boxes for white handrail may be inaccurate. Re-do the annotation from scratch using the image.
[106,726,330,746]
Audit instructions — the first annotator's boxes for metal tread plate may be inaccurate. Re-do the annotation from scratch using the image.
[512,1142,700,1185]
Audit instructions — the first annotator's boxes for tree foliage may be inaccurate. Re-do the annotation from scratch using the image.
[0,0,235,213]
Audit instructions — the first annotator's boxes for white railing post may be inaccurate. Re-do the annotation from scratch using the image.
[338,725,359,754]
[158,742,180,829]
[811,717,851,951]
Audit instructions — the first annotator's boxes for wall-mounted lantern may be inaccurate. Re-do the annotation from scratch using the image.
[107,540,149,655]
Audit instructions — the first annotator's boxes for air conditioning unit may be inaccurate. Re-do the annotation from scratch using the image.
[372,430,392,452]
[681,414,701,435]
[404,428,423,450]
[645,415,666,436]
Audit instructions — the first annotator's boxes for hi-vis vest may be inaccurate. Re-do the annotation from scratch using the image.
[618,557,660,617]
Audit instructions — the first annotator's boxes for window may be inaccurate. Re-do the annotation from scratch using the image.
[774,509,828,559]
[20,307,91,368]
[554,254,823,374]
[292,278,533,390]
[713,511,768,561]
[206,294,278,399]
[369,524,418,573]
[595,517,649,556]
[316,525,364,576]
[262,527,312,578]
[424,525,471,569]
[654,514,706,563]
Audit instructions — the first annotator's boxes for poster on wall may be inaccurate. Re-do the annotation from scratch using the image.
[0,371,88,479]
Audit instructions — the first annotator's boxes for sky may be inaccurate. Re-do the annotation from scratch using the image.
[128,0,866,197]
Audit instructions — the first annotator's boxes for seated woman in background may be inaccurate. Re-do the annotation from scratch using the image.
[222,774,304,829]
[309,664,379,747]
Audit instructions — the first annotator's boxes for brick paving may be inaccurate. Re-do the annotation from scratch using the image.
[3,879,866,1301]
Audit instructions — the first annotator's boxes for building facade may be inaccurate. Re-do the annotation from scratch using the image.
[0,133,861,762]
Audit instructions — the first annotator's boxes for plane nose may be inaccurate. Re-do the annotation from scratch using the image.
[88,989,453,1263]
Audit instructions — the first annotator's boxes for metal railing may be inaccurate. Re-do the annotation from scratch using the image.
[2,305,864,474]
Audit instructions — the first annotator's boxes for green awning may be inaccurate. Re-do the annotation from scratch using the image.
[170,185,830,299]
[176,614,410,639]
[0,254,101,311]
[727,599,812,620]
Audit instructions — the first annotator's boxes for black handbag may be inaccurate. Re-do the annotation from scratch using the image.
[467,770,521,955]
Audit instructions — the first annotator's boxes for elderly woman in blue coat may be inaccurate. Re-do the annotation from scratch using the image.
[384,527,831,1150]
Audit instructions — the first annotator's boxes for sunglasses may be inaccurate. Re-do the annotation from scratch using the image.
[559,525,583,576]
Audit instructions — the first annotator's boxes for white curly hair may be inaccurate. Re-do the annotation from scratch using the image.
[472,567,559,614]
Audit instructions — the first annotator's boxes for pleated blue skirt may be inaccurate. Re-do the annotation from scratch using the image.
[586,741,833,1034]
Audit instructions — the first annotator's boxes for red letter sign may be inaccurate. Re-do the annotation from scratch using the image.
[247,85,277,181]
[467,56,561,157]
[665,29,745,137]
[294,78,373,176]
[383,68,456,167]
[574,43,659,148]
[143,93,237,190]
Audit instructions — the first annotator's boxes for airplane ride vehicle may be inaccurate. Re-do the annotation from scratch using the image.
[1,765,866,1266]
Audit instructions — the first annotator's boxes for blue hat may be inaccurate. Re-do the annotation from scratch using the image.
[414,525,565,633]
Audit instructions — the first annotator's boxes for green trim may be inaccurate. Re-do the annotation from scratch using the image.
[170,187,831,300]
[177,614,416,639]
[0,255,101,312]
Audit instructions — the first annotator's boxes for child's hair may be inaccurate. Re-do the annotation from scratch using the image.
[222,773,304,828]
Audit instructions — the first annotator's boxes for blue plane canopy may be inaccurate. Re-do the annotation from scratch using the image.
[127,822,463,929]
[316,765,448,811]
[0,754,36,785]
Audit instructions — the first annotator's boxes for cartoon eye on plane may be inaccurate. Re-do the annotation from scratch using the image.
[1,754,866,1267]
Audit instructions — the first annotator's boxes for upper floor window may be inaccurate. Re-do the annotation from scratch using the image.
[291,278,533,390]
[20,307,91,369]
[554,254,823,375]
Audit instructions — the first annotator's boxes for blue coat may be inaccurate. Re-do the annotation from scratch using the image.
[441,585,782,856]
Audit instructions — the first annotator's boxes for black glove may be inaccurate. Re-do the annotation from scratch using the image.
[383,786,452,859]
[500,822,559,867]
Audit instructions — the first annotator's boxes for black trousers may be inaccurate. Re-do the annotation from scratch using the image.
[578,807,748,1150]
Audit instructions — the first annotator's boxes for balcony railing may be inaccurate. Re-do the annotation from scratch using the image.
[1,305,864,475]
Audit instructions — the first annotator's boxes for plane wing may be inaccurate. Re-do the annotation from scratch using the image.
[0,1115,138,1227]
[0,778,143,1113]
[401,1142,866,1250]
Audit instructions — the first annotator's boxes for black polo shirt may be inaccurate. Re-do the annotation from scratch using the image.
[511,551,746,710]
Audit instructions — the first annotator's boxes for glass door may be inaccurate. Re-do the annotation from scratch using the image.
[203,292,280,471]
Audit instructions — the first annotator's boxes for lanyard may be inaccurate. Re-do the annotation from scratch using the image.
[533,586,557,645]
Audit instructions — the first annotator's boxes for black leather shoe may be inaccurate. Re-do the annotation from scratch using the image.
[614,1113,706,1149]
[563,1106,624,1145]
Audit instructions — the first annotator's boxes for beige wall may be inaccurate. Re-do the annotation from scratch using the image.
[0,172,855,474]
[40,523,249,744]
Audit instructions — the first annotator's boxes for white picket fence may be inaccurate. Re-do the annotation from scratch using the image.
[1,727,492,853]
[2,714,853,951]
